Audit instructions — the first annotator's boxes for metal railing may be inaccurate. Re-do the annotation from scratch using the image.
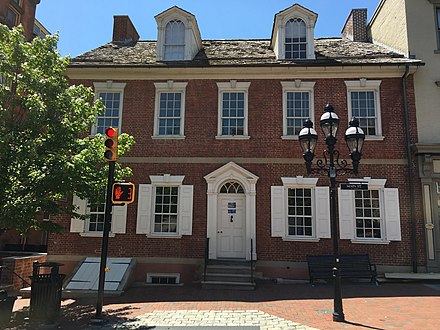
[203,237,210,282]
[250,238,254,283]
[0,265,31,288]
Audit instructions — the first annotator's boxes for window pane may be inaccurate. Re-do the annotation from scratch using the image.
[354,189,382,239]
[96,92,121,134]
[285,18,307,59]
[287,188,313,237]
[286,92,310,136]
[221,92,245,136]
[351,91,377,136]
[157,92,182,136]
[154,186,179,233]
[164,20,185,60]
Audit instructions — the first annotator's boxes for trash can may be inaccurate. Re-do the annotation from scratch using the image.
[0,289,16,326]
[29,262,65,324]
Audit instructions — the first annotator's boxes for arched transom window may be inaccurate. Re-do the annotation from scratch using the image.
[220,182,245,194]
[285,18,307,59]
[164,20,185,60]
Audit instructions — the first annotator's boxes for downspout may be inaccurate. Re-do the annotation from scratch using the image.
[402,64,418,273]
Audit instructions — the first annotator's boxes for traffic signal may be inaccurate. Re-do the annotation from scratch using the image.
[112,182,135,204]
[104,127,118,161]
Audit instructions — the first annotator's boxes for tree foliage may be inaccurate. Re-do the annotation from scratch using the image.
[0,25,134,234]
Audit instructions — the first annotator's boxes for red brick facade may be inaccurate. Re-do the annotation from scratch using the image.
[47,74,425,282]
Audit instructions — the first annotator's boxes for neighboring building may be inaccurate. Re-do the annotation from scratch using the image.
[368,0,440,272]
[48,4,425,286]
[0,0,49,253]
[0,0,47,41]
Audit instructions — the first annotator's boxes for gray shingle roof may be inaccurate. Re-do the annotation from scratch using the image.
[70,38,421,67]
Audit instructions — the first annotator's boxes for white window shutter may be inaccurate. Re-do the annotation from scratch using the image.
[136,184,153,234]
[384,188,401,241]
[179,185,194,235]
[70,195,86,233]
[271,186,285,237]
[315,187,331,238]
[111,204,127,234]
[338,189,355,239]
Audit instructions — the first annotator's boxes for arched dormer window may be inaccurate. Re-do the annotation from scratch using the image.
[164,20,185,60]
[270,4,317,60]
[285,18,307,59]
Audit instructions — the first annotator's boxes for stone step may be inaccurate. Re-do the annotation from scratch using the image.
[204,272,253,282]
[201,280,256,291]
[206,264,255,274]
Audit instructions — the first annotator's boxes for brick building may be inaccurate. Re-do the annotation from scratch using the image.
[0,0,47,41]
[48,4,425,286]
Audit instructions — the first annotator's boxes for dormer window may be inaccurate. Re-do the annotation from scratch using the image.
[164,20,185,60]
[155,6,202,62]
[285,18,307,59]
[271,4,317,60]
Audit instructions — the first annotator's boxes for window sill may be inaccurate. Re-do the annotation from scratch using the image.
[364,135,385,141]
[282,237,320,242]
[281,135,299,140]
[215,135,251,140]
[350,239,390,245]
[146,234,183,239]
[152,135,185,140]
[80,232,116,238]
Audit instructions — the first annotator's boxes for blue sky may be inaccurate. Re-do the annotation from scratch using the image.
[36,0,380,58]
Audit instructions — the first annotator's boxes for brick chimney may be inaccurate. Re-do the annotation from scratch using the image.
[341,9,368,42]
[112,15,139,43]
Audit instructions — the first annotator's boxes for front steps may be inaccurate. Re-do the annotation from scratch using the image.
[201,259,257,290]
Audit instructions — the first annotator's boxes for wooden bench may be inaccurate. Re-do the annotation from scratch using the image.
[307,254,378,285]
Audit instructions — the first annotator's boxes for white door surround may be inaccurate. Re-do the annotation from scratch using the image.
[204,162,258,260]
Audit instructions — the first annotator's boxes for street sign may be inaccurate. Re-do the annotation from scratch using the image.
[340,182,368,190]
[112,182,135,204]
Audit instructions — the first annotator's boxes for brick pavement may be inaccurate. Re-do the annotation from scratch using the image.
[8,280,440,329]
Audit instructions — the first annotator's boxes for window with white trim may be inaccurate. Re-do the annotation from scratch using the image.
[136,175,193,237]
[271,177,330,241]
[281,81,315,138]
[345,80,382,139]
[70,195,127,236]
[92,82,126,135]
[285,18,307,59]
[153,82,187,138]
[216,81,250,139]
[338,178,401,243]
[270,4,317,60]
[164,20,185,61]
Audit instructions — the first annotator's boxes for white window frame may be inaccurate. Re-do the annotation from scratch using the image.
[6,7,19,28]
[136,175,193,238]
[285,18,307,60]
[338,177,401,244]
[281,81,315,139]
[216,81,251,140]
[92,81,126,135]
[70,195,127,237]
[271,176,330,242]
[345,79,383,140]
[153,81,187,139]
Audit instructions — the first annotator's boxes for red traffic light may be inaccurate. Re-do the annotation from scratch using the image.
[105,127,116,137]
[104,127,118,162]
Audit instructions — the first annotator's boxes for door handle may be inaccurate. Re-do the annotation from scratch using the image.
[230,215,234,222]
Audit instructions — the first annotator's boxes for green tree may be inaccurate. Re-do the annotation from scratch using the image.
[0,25,134,236]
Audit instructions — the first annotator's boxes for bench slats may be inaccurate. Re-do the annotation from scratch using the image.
[307,254,378,285]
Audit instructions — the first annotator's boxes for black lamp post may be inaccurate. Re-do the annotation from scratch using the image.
[299,104,365,322]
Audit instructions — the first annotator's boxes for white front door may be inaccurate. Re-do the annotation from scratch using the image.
[217,195,246,258]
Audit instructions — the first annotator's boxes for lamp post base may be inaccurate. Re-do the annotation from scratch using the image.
[333,312,345,322]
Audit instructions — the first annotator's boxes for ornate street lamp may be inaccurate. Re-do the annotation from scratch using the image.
[299,104,365,322]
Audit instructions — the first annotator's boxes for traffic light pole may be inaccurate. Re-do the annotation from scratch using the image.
[95,160,115,319]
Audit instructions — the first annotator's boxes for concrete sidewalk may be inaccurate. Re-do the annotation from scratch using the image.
[8,280,440,329]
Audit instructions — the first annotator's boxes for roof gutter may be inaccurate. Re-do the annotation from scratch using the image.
[402,63,418,273]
